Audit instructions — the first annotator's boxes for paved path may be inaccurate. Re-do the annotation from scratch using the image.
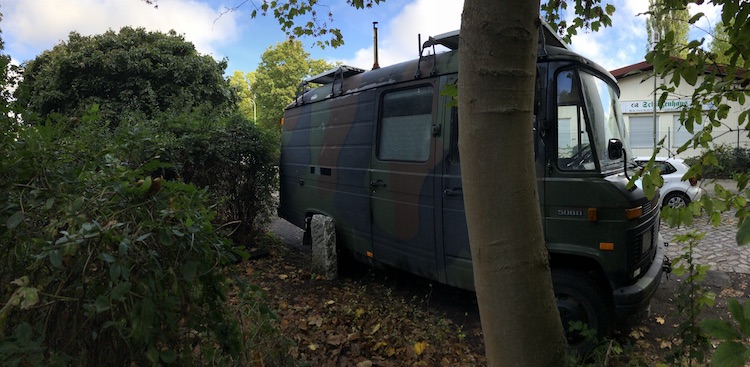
[661,179,750,274]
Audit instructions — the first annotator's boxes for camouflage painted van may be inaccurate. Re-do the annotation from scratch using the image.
[279,22,665,343]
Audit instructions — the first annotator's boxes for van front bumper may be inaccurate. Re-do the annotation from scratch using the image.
[613,236,665,318]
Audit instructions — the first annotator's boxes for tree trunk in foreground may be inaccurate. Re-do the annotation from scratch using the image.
[458,1,567,365]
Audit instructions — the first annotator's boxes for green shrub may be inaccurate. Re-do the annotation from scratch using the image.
[0,117,281,366]
[684,144,750,179]
[157,113,278,245]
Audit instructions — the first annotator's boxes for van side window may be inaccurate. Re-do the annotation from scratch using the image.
[557,70,594,170]
[377,86,434,162]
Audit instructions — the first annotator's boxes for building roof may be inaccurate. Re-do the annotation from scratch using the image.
[609,61,653,79]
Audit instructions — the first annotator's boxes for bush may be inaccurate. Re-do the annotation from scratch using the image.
[157,113,278,245]
[0,116,282,366]
[684,144,750,179]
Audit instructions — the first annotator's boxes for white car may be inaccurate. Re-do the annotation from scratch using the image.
[635,157,704,208]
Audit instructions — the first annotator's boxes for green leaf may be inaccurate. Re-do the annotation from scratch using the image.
[43,198,55,210]
[160,349,177,364]
[99,252,116,263]
[14,322,33,344]
[6,211,24,229]
[109,263,122,281]
[682,67,698,86]
[182,261,198,282]
[728,299,750,335]
[94,296,110,313]
[135,233,151,242]
[110,282,131,302]
[738,218,750,246]
[139,176,152,192]
[711,341,748,367]
[49,250,64,269]
[700,319,741,340]
[19,287,39,310]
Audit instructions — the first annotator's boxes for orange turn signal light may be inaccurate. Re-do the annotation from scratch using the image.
[588,208,598,222]
[625,206,642,220]
[366,251,373,258]
[599,242,615,251]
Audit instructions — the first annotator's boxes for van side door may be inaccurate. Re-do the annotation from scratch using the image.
[369,82,438,279]
[437,75,474,289]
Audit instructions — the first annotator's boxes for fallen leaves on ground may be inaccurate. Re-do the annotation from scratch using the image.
[241,247,485,366]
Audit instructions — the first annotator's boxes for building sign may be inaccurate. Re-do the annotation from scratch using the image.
[620,99,714,113]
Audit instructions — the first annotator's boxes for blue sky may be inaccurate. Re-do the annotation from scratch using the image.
[2,0,722,75]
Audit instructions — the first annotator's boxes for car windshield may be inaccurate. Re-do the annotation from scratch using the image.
[557,69,634,173]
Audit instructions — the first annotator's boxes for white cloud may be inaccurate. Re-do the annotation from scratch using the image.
[568,0,651,70]
[4,0,242,63]
[338,0,463,69]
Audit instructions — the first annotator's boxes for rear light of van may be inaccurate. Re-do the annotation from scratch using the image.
[689,177,698,186]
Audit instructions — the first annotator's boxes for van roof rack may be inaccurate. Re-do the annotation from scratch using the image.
[418,18,567,52]
[303,65,365,85]
[422,30,459,51]
[296,65,366,103]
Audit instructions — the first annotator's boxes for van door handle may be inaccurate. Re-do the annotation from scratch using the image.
[370,180,387,188]
[444,188,463,197]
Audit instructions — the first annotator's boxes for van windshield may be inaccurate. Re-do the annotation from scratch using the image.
[557,69,633,173]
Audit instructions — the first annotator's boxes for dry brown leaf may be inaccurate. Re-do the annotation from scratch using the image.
[307,343,318,351]
[629,329,644,339]
[278,274,289,280]
[660,340,672,349]
[308,315,323,327]
[327,334,346,346]
[356,361,373,367]
[655,316,665,325]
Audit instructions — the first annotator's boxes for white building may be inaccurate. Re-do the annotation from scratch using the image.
[610,61,750,158]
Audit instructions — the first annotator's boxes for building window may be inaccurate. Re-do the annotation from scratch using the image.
[377,86,434,162]
[673,115,693,148]
[629,115,654,148]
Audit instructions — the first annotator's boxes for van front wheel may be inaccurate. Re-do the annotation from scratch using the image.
[552,269,613,355]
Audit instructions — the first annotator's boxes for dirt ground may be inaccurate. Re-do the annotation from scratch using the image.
[242,241,750,366]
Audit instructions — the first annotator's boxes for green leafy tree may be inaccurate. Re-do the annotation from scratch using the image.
[646,0,749,233]
[253,40,331,136]
[646,0,690,57]
[15,27,236,125]
[710,20,747,66]
[229,70,258,123]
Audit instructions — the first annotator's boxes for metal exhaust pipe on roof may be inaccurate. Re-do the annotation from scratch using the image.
[372,22,380,70]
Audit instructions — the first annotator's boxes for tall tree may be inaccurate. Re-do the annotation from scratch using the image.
[229,70,258,123]
[646,0,690,57]
[253,40,331,135]
[15,27,235,125]
[458,2,567,364]
[709,20,747,66]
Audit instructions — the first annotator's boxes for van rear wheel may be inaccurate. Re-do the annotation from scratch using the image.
[552,269,613,355]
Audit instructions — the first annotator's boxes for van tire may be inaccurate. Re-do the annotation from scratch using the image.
[552,269,613,355]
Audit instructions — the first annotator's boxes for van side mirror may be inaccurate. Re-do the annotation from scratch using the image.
[607,139,623,160]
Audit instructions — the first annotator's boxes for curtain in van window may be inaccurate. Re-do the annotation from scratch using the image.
[378,86,434,162]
